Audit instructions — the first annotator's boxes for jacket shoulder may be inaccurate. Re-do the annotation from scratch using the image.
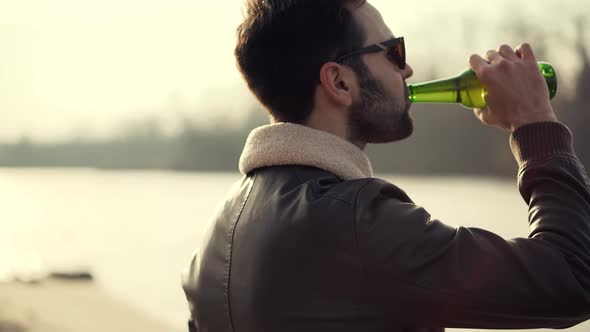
[253,166,376,206]
[355,177,415,203]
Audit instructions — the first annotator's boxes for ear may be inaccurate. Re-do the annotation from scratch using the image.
[318,62,355,107]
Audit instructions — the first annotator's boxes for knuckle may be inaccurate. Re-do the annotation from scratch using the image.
[497,59,511,70]
[477,67,487,77]
[478,67,490,80]
[469,54,482,67]
[521,43,534,55]
[498,44,511,52]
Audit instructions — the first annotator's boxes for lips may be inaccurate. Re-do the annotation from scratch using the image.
[403,83,412,111]
[403,81,410,100]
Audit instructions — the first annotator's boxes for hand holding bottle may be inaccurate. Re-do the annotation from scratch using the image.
[469,43,558,132]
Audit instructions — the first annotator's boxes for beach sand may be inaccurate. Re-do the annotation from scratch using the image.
[0,279,175,332]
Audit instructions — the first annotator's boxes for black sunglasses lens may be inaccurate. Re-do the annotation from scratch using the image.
[388,40,406,69]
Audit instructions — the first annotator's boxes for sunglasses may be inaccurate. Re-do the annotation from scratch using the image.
[334,37,406,69]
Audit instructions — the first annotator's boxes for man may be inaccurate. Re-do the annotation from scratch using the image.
[182,0,590,331]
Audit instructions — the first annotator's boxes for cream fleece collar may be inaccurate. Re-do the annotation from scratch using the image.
[239,123,373,180]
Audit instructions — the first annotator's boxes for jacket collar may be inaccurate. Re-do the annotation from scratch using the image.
[239,122,373,180]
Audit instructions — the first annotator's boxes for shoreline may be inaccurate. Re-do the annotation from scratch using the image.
[0,279,177,332]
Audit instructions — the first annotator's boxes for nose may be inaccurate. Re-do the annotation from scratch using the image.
[402,63,413,79]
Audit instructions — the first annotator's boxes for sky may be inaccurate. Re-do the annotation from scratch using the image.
[0,0,587,141]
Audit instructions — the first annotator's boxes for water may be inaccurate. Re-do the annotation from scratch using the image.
[1,168,588,332]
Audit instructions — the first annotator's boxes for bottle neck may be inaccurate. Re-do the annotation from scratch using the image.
[408,76,460,104]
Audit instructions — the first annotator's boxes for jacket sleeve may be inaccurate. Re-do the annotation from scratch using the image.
[355,122,590,329]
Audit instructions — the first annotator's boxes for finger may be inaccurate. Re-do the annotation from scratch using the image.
[515,43,537,62]
[469,54,488,72]
[497,44,519,61]
[474,107,505,129]
[485,50,503,63]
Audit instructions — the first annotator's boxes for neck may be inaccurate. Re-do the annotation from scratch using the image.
[304,107,367,151]
[347,130,367,151]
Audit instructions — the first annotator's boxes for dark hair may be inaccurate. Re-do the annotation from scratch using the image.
[235,0,367,123]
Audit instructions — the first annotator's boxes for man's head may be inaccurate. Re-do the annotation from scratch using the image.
[235,0,414,146]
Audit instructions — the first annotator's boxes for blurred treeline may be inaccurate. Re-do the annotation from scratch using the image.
[1,19,589,177]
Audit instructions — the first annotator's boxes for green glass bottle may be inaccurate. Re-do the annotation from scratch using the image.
[408,62,557,109]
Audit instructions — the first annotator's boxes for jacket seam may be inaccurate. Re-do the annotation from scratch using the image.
[293,168,354,205]
[322,194,353,206]
[226,174,257,332]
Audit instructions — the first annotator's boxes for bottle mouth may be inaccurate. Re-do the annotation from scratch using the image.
[407,84,415,103]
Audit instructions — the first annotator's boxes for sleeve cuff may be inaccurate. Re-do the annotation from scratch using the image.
[509,121,575,168]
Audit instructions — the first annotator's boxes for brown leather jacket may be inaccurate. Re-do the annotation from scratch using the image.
[182,122,590,331]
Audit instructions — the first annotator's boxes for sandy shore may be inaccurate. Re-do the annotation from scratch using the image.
[0,279,176,332]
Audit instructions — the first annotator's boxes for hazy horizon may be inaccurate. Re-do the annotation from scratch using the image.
[1,0,587,142]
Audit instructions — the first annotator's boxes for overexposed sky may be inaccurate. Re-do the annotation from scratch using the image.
[0,0,587,141]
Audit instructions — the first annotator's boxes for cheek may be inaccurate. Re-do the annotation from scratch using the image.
[365,58,404,95]
[380,74,404,96]
[373,63,403,90]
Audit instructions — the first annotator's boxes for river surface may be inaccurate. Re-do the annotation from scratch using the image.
[1,168,587,331]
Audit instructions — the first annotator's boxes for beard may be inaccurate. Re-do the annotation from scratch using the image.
[347,68,414,144]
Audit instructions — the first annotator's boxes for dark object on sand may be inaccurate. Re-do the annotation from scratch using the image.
[48,271,94,281]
